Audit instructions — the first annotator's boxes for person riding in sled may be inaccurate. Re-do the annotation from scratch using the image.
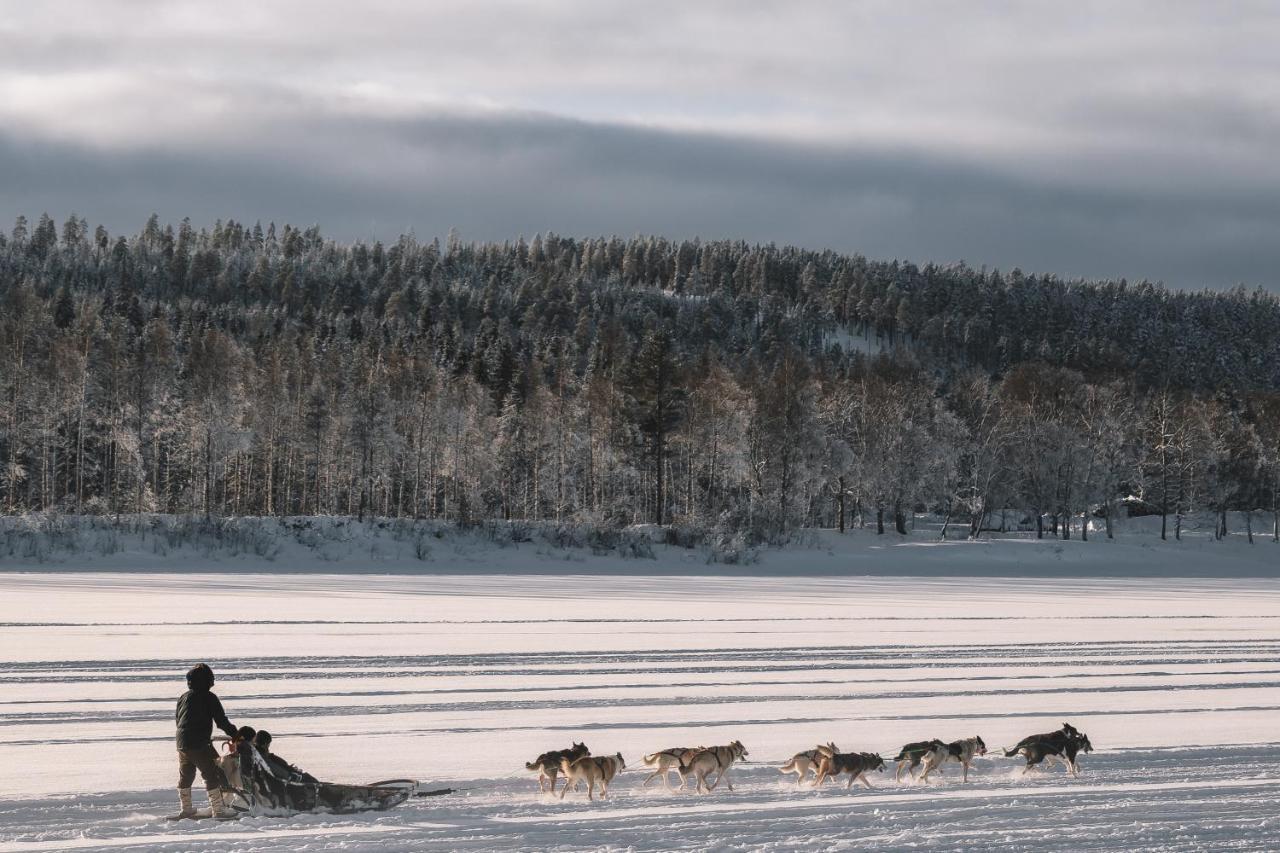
[254,730,320,785]
[172,663,239,819]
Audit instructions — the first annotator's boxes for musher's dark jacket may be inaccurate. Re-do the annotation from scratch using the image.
[175,687,237,749]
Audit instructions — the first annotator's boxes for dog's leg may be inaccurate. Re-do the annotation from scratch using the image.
[860,772,874,790]
[558,777,570,799]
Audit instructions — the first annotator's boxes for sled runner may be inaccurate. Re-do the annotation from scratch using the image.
[163,808,240,822]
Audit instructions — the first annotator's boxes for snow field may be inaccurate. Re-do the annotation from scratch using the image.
[1,571,1279,850]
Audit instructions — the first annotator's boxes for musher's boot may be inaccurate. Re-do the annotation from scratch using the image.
[208,787,236,820]
[169,787,196,820]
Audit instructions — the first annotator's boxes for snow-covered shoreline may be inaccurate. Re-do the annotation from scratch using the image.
[1,511,1277,577]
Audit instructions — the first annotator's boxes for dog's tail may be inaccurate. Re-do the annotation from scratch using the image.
[525,761,540,771]
[1002,747,1021,758]
[642,752,661,766]
[779,758,797,773]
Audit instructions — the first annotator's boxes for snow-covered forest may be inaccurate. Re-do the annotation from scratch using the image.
[2,213,1279,544]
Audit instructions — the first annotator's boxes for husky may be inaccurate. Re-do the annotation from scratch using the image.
[893,739,944,782]
[642,746,703,789]
[558,752,625,800]
[218,750,242,793]
[526,741,589,794]
[1004,723,1093,777]
[779,743,839,786]
[918,736,987,783]
[678,741,748,793]
[812,746,886,790]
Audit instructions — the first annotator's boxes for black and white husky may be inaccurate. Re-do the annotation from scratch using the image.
[1005,723,1093,777]
[812,745,886,790]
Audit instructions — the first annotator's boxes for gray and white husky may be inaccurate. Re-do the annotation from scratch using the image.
[679,741,748,793]
[919,736,987,783]
[642,746,703,789]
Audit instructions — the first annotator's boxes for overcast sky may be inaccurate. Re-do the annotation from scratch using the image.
[3,1,1278,288]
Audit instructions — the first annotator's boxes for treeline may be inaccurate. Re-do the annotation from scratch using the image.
[1,213,1279,543]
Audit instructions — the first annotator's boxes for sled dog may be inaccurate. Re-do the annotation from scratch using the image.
[218,751,242,792]
[893,739,944,781]
[679,741,748,793]
[526,741,589,793]
[812,746,886,789]
[642,747,703,789]
[918,736,987,783]
[558,752,625,800]
[1004,723,1093,776]
[779,743,839,786]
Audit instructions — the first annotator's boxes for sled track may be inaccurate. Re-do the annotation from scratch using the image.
[2,752,1279,851]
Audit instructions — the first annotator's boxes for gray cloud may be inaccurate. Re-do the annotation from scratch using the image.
[3,2,1279,288]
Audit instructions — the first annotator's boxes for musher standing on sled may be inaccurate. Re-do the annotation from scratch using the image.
[172,663,238,819]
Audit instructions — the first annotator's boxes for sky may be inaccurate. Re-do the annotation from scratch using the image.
[3,0,1278,289]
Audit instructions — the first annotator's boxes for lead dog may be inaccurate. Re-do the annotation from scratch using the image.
[679,741,748,793]
[559,752,626,800]
[1004,723,1093,777]
[642,746,704,789]
[779,743,839,786]
[893,739,944,782]
[812,746,886,790]
[918,736,986,783]
[526,741,589,793]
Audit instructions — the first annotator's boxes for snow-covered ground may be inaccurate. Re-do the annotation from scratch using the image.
[2,569,1279,851]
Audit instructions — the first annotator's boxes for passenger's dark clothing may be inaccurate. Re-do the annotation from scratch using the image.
[177,743,227,790]
[263,750,319,785]
[239,742,320,811]
[175,687,237,749]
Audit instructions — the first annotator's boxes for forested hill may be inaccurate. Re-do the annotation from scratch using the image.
[2,213,1278,541]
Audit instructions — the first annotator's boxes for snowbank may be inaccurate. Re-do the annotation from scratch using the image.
[0,512,1276,577]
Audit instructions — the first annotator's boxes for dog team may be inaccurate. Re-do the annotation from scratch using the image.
[528,723,1093,799]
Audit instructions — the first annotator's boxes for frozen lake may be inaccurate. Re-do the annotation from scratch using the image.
[2,571,1279,850]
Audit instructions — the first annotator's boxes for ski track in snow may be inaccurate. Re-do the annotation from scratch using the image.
[1,572,1279,851]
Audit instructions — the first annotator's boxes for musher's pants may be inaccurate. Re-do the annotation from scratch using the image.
[177,744,227,790]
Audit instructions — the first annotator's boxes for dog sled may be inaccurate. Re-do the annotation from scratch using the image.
[219,738,426,815]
